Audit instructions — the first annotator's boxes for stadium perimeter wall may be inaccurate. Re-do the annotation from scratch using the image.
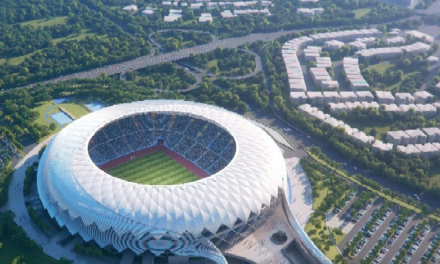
[280,190,332,264]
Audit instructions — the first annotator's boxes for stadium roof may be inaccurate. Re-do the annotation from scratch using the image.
[38,100,286,239]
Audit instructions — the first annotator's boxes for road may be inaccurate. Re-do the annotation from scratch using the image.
[12,29,304,91]
[337,199,382,254]
[381,215,419,264]
[354,209,396,262]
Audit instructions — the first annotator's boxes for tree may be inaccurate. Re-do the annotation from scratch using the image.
[422,204,430,215]
[237,102,248,114]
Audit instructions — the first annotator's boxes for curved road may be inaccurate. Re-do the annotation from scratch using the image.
[13,29,304,91]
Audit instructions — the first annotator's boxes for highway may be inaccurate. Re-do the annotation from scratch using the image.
[13,29,301,91]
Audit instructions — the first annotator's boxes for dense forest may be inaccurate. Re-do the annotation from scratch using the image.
[184,48,256,76]
[0,0,151,90]
[153,31,213,51]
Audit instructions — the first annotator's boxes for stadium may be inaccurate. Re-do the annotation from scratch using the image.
[37,100,329,264]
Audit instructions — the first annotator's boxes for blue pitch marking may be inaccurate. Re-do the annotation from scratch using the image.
[51,112,73,126]
[44,102,57,124]
[53,98,71,104]
[85,102,106,112]
[287,176,292,203]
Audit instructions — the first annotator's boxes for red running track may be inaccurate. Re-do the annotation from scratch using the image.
[98,142,210,179]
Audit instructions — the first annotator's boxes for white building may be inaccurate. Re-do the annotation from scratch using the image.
[375,91,395,104]
[123,4,138,12]
[306,91,324,105]
[323,91,340,104]
[386,130,410,145]
[422,127,440,143]
[361,101,380,109]
[416,143,440,158]
[199,13,213,22]
[405,129,427,144]
[384,36,405,45]
[356,42,430,60]
[394,93,415,105]
[413,91,434,104]
[427,56,438,64]
[397,144,421,156]
[415,104,436,116]
[221,10,235,18]
[309,110,330,121]
[355,91,374,102]
[328,102,348,114]
[345,102,363,111]
[311,8,324,15]
[324,40,345,50]
[349,41,367,51]
[383,104,401,113]
[290,92,308,105]
[351,131,375,146]
[371,140,393,153]
[399,104,420,113]
[297,8,315,16]
[298,104,318,119]
[339,91,357,103]
[406,30,434,43]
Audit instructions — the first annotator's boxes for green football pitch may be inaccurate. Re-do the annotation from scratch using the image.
[107,151,199,185]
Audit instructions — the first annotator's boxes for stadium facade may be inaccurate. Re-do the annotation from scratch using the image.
[38,100,290,263]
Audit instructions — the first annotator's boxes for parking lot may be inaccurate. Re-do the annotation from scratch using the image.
[327,188,440,264]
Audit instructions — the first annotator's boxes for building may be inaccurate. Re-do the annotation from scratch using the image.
[361,101,380,109]
[355,91,374,102]
[297,8,315,16]
[422,127,440,143]
[328,102,348,114]
[356,42,430,60]
[383,104,401,113]
[297,104,318,118]
[399,104,420,113]
[122,4,138,12]
[427,56,438,64]
[394,93,415,105]
[413,91,434,104]
[220,10,235,18]
[342,57,369,91]
[415,104,436,116]
[38,100,309,264]
[323,91,341,103]
[290,92,308,105]
[371,140,393,153]
[309,110,330,121]
[396,144,421,156]
[375,91,395,104]
[404,129,427,144]
[324,40,345,50]
[386,130,410,145]
[348,41,367,51]
[406,30,434,43]
[306,91,324,105]
[416,143,440,158]
[339,91,357,102]
[142,8,155,16]
[345,102,363,111]
[199,13,213,22]
[384,36,405,45]
[164,9,182,22]
[351,131,375,146]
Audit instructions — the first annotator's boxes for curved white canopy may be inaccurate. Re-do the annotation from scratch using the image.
[38,100,286,237]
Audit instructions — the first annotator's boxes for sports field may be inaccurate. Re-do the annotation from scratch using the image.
[107,151,199,185]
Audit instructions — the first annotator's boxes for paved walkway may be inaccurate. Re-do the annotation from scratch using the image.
[1,136,113,264]
[285,157,313,229]
[250,119,294,150]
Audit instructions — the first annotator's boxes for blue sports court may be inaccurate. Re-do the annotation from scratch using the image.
[85,102,106,112]
[51,112,74,126]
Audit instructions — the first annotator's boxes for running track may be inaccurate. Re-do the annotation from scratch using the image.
[98,142,210,179]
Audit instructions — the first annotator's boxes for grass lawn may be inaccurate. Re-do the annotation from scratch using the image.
[427,167,440,188]
[354,8,371,19]
[346,120,390,141]
[107,151,199,185]
[20,16,68,28]
[48,103,89,120]
[0,50,40,65]
[52,29,105,44]
[367,63,394,75]
[0,237,58,264]
[32,101,56,126]
[207,59,218,69]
